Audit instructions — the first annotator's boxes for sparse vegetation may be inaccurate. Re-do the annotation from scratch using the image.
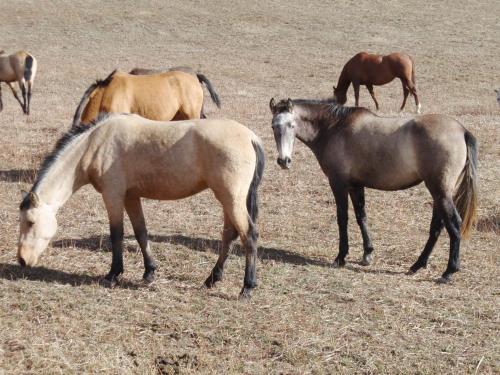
[0,1,498,373]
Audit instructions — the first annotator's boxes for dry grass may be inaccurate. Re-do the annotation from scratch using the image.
[0,1,499,374]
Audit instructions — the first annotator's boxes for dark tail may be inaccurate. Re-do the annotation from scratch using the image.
[196,73,221,109]
[71,69,116,128]
[246,140,265,223]
[453,131,478,239]
[24,55,34,81]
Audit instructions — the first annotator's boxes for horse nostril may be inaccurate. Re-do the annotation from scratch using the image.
[18,257,26,267]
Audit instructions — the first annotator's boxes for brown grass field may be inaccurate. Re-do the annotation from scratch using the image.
[0,1,499,373]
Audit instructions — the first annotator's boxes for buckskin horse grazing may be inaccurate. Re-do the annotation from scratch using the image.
[129,66,221,118]
[333,52,421,113]
[0,50,37,114]
[18,113,265,298]
[71,69,220,128]
[269,97,477,282]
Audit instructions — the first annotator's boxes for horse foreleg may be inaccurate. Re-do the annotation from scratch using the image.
[349,186,374,266]
[366,84,379,111]
[204,212,238,288]
[125,196,156,283]
[405,80,421,113]
[103,196,125,286]
[330,179,349,267]
[408,204,443,274]
[6,82,24,112]
[353,81,360,107]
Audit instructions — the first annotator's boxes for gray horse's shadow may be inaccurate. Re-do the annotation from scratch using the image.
[52,233,332,268]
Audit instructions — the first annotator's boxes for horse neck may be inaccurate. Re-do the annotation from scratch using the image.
[34,135,91,211]
[335,69,351,93]
[294,105,323,147]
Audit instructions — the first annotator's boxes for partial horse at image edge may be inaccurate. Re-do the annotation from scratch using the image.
[0,50,37,114]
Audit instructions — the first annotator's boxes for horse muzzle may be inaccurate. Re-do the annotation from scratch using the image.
[277,157,291,169]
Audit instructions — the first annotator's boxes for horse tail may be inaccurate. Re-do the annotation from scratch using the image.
[196,73,221,109]
[246,139,265,223]
[453,131,478,239]
[23,55,34,82]
[72,69,116,128]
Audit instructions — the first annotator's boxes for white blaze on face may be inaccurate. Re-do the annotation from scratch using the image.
[273,111,296,161]
[18,203,58,266]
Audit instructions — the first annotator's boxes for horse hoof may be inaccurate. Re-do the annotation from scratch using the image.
[143,273,155,284]
[436,275,452,284]
[360,253,373,266]
[239,288,252,300]
[332,259,346,268]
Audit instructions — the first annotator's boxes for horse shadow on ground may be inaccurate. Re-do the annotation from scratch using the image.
[52,233,332,268]
[0,262,143,289]
[0,169,36,183]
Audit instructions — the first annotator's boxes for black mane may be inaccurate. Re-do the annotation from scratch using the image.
[274,98,366,124]
[20,114,113,210]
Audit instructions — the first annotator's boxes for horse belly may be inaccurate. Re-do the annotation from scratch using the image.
[0,61,16,82]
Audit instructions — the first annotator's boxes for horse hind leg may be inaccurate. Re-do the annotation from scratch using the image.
[405,78,421,114]
[366,84,379,111]
[400,81,410,112]
[204,212,238,288]
[102,191,126,286]
[6,82,24,113]
[26,80,33,115]
[349,186,374,266]
[125,195,157,283]
[19,80,27,114]
[436,196,462,283]
[408,204,444,274]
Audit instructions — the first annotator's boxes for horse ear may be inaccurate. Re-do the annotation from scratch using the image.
[495,89,500,94]
[269,98,276,113]
[332,85,337,91]
[286,98,293,112]
[29,192,40,207]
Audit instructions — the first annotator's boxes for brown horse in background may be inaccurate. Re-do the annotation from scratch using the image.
[72,70,217,128]
[0,50,37,115]
[333,52,421,113]
[129,66,221,118]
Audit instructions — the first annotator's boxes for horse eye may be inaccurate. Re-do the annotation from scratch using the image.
[27,221,34,227]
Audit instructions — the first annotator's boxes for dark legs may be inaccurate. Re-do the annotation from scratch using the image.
[366,84,379,110]
[103,195,125,285]
[125,196,157,283]
[330,179,349,267]
[241,221,258,298]
[349,186,374,265]
[409,195,461,282]
[26,81,32,115]
[20,82,27,114]
[204,213,238,288]
[409,205,443,273]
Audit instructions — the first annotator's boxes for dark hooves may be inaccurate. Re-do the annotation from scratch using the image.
[332,258,346,268]
[101,273,122,288]
[239,287,253,300]
[360,253,373,266]
[436,275,452,284]
[143,272,155,284]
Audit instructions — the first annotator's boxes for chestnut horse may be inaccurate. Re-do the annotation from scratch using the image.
[18,113,265,298]
[333,52,421,113]
[270,97,477,283]
[129,66,221,118]
[0,50,37,114]
[72,70,218,128]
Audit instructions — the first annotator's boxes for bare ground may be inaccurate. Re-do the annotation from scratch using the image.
[0,1,499,374]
